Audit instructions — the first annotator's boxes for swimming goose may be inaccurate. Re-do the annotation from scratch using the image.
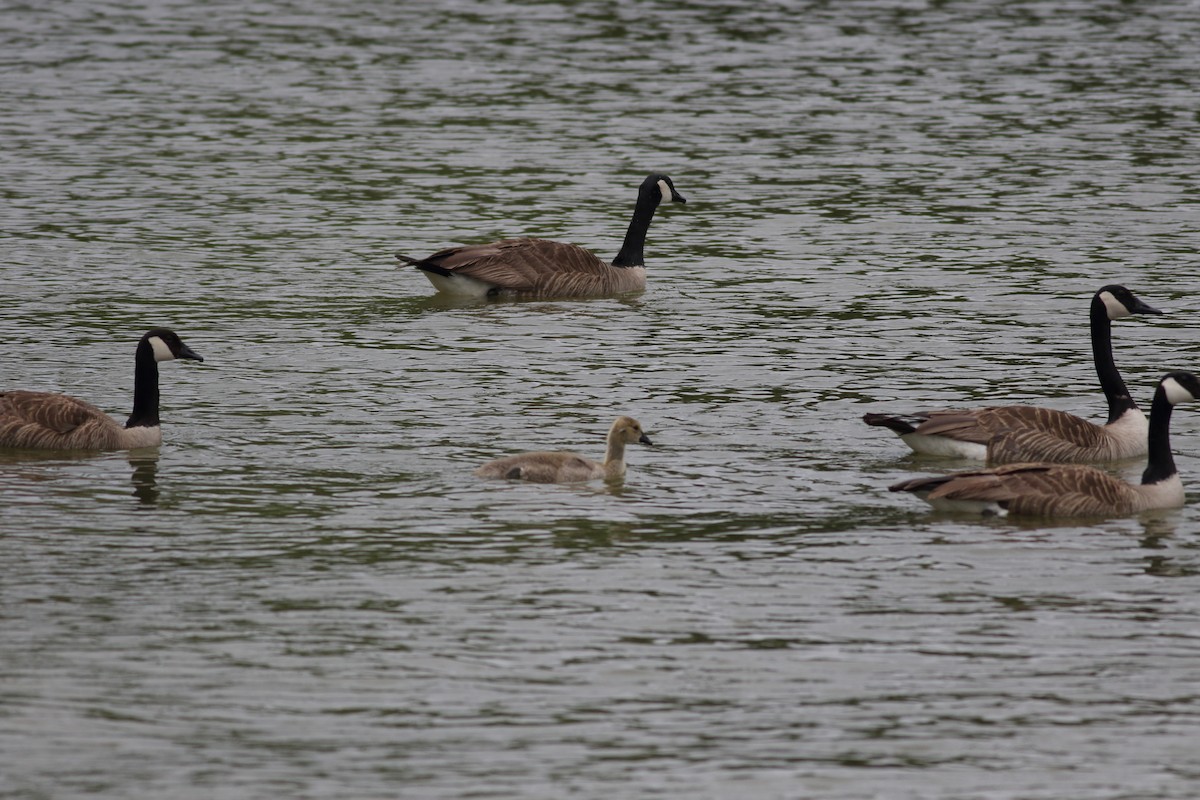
[396,173,686,299]
[889,371,1200,518]
[474,416,653,483]
[862,285,1162,463]
[0,329,203,450]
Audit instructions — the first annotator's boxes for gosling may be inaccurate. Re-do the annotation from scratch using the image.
[474,416,653,483]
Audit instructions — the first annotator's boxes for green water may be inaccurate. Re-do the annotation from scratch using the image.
[4,2,1200,797]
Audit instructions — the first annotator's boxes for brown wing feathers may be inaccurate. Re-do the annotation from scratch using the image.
[897,406,1109,448]
[407,237,641,296]
[893,462,1141,517]
[868,404,1127,463]
[0,391,122,450]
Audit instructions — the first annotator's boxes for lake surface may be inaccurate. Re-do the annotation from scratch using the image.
[4,1,1200,797]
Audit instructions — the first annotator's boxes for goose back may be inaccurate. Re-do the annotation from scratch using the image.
[474,451,606,483]
[408,237,646,298]
[984,407,1147,463]
[879,404,1149,463]
[891,462,1182,517]
[0,390,148,450]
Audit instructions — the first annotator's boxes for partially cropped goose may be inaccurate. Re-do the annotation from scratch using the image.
[862,285,1162,463]
[0,329,203,450]
[889,371,1200,518]
[474,416,653,483]
[396,173,686,299]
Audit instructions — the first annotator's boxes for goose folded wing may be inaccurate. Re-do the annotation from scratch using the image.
[908,410,996,444]
[976,406,1108,447]
[1,391,105,434]
[931,463,1138,516]
[914,406,1107,449]
[985,421,1107,464]
[422,238,616,292]
[921,463,1054,503]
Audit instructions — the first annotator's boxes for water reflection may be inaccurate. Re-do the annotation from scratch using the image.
[1140,553,1200,578]
[1136,510,1180,541]
[128,451,159,506]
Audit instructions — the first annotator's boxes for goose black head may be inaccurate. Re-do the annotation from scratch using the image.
[1096,285,1162,320]
[1160,371,1200,407]
[642,173,686,206]
[142,329,204,363]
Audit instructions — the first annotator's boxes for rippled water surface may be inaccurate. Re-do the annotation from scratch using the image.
[5,1,1200,797]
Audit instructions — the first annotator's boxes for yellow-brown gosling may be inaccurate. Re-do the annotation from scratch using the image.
[475,416,653,483]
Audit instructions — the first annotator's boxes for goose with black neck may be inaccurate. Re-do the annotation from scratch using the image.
[0,328,203,451]
[396,173,686,299]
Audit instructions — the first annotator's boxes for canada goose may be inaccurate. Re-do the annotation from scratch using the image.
[889,371,1200,518]
[0,329,203,451]
[862,285,1162,463]
[474,416,653,483]
[396,173,686,299]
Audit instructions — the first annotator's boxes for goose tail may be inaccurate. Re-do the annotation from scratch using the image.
[395,253,453,277]
[862,412,927,436]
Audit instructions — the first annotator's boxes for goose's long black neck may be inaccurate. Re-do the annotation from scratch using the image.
[126,341,161,429]
[1091,297,1137,424]
[611,191,659,268]
[1141,386,1177,485]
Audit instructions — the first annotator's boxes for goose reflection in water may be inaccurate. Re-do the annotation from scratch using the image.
[129,453,159,506]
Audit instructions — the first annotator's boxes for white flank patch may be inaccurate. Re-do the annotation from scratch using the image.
[926,495,1008,516]
[899,433,988,460]
[423,271,497,299]
[1098,290,1131,319]
[148,336,174,362]
[657,179,672,203]
[1162,376,1196,406]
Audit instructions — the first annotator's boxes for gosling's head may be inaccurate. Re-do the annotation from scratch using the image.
[611,416,653,446]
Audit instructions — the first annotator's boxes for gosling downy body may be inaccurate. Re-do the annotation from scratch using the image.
[862,285,1162,463]
[889,372,1200,518]
[397,173,686,299]
[474,416,653,483]
[0,329,203,451]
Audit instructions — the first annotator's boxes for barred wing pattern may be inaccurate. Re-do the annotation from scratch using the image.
[894,462,1147,517]
[873,404,1141,463]
[924,406,1107,444]
[0,390,125,450]
[986,425,1113,465]
[410,238,646,297]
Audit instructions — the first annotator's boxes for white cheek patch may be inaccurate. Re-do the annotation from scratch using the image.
[658,179,672,203]
[1099,290,1131,319]
[148,336,174,362]
[1162,376,1196,406]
